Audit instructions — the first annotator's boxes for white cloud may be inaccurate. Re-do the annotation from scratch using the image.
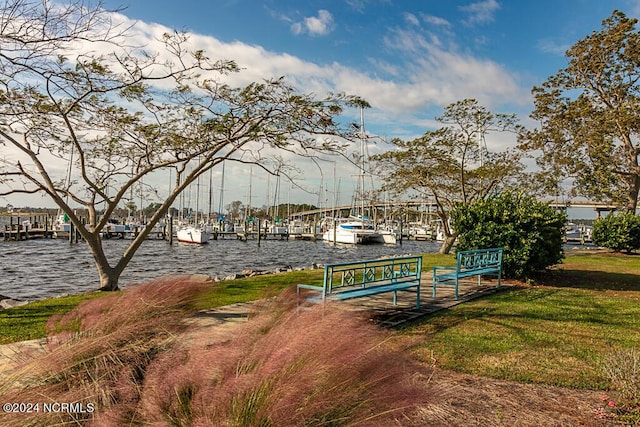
[2,9,527,208]
[459,0,500,26]
[421,14,451,27]
[379,27,525,112]
[536,38,570,56]
[291,10,335,37]
[404,12,420,27]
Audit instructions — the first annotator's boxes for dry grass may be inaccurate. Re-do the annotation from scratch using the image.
[1,283,430,426]
[602,347,640,418]
[134,288,429,426]
[0,276,213,426]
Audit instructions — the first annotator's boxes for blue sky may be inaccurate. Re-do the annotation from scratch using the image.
[6,0,640,209]
[97,0,639,144]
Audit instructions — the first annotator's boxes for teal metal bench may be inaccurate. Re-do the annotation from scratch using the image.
[297,256,422,308]
[432,248,503,300]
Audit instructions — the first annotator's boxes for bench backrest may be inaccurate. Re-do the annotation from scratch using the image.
[324,256,422,293]
[457,248,503,271]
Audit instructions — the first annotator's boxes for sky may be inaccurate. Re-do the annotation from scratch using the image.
[4,0,640,212]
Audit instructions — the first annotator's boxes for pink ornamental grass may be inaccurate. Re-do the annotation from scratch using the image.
[135,289,429,426]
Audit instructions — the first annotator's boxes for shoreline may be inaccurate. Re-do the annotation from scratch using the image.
[0,250,424,305]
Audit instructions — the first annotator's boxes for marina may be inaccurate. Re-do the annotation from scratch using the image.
[0,206,600,303]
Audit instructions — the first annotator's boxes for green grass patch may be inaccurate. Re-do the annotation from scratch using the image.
[537,250,640,291]
[0,292,103,344]
[192,269,325,310]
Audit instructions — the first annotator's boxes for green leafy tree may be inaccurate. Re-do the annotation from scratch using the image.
[373,99,524,254]
[451,191,566,279]
[520,10,640,212]
[226,200,244,220]
[592,212,640,253]
[0,0,359,291]
[142,202,164,219]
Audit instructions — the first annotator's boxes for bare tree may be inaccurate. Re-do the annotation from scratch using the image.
[0,0,359,290]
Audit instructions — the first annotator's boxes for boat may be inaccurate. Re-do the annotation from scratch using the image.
[176,160,210,244]
[176,224,210,244]
[322,217,386,244]
[564,222,592,243]
[321,106,395,245]
[379,229,397,244]
[411,225,433,241]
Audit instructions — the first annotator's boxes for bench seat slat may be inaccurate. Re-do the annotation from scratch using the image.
[330,281,420,301]
[435,267,500,281]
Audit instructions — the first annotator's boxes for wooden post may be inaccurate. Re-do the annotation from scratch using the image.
[333,217,337,246]
[257,218,261,247]
[168,213,173,245]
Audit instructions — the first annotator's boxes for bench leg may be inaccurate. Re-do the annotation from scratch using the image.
[478,274,481,287]
[416,284,421,308]
[392,290,397,305]
[455,277,459,300]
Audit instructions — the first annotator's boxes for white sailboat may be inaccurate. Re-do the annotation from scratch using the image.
[177,165,210,244]
[322,107,394,245]
[176,225,209,244]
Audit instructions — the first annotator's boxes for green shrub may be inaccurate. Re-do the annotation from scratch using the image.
[451,191,566,279]
[592,212,640,253]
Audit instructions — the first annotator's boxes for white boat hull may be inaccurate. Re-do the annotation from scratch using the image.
[380,231,397,244]
[322,220,389,245]
[176,226,210,244]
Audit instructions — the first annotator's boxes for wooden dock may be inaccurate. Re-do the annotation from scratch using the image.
[2,224,55,241]
[231,231,290,241]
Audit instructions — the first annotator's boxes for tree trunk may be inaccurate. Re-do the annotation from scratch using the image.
[438,235,457,254]
[96,264,120,291]
[626,173,639,213]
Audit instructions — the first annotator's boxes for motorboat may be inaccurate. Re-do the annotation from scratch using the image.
[322,218,386,244]
[564,222,593,243]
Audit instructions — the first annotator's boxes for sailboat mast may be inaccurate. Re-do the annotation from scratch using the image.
[360,106,366,218]
[246,167,252,220]
[218,162,225,221]
[195,169,200,224]
[208,166,213,224]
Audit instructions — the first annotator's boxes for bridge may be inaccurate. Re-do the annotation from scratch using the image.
[287,200,618,221]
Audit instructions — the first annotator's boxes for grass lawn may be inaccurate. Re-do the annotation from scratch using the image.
[0,292,103,345]
[405,250,640,390]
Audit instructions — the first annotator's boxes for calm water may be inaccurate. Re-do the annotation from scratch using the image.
[0,238,440,301]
